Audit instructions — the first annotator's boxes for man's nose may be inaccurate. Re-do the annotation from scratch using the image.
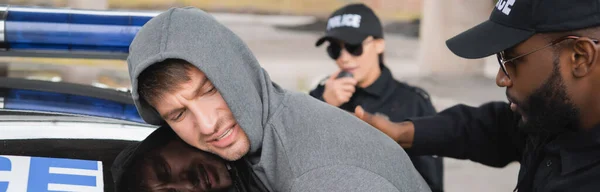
[170,180,196,191]
[190,106,218,135]
[175,172,198,190]
[496,68,512,87]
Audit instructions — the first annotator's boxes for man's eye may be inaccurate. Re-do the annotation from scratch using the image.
[206,86,217,94]
[172,110,185,121]
[506,59,519,66]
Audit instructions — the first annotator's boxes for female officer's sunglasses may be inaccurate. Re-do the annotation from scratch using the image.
[326,39,374,60]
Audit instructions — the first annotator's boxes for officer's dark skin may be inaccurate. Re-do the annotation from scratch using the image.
[355,30,600,146]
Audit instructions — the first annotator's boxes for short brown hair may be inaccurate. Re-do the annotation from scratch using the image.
[137,59,195,105]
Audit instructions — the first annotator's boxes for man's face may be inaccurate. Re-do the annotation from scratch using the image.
[329,36,384,86]
[152,66,250,161]
[141,138,233,191]
[496,34,580,134]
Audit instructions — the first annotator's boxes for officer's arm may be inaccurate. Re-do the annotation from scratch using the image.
[408,88,444,192]
[408,102,523,167]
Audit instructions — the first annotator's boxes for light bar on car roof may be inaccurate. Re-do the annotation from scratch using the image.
[0,6,159,59]
[0,78,146,123]
[3,88,144,123]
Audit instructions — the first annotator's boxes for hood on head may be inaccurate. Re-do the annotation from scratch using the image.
[128,7,281,153]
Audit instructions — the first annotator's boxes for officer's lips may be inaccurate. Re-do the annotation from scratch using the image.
[342,67,358,73]
[509,100,528,123]
[509,102,518,111]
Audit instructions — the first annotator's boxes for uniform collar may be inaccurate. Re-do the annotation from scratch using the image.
[362,63,392,97]
[546,124,600,175]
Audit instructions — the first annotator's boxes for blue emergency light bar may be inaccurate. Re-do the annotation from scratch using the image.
[0,78,145,123]
[0,5,159,59]
[4,89,144,123]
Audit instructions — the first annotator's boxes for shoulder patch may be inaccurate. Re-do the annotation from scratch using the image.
[397,81,432,101]
[410,86,431,101]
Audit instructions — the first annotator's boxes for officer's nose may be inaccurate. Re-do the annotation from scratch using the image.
[337,48,352,64]
[496,68,512,87]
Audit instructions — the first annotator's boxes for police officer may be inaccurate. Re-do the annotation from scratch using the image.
[356,0,600,191]
[309,3,444,192]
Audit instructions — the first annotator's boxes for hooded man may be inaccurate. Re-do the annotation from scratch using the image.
[117,7,430,192]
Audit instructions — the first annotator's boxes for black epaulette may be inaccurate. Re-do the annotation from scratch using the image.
[409,86,431,101]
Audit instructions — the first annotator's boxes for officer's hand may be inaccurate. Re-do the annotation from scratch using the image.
[322,70,358,107]
[354,106,415,148]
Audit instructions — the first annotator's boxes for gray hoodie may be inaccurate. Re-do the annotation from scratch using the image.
[127,7,431,192]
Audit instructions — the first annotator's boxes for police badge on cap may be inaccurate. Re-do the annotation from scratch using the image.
[315,3,383,46]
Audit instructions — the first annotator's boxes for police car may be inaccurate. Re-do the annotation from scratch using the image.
[0,5,159,191]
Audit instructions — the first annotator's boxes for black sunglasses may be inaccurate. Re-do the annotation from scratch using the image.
[326,39,373,60]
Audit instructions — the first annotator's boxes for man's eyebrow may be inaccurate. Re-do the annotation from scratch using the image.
[504,46,524,59]
[161,108,184,120]
[503,48,519,58]
[159,76,209,119]
[150,155,171,182]
[192,76,209,98]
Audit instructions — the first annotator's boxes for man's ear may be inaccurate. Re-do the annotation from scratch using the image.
[374,39,385,54]
[571,38,598,78]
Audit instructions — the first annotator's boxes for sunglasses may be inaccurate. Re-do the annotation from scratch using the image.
[326,39,373,60]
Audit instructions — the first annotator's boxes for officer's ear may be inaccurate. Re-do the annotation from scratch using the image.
[571,37,598,78]
[374,38,385,54]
